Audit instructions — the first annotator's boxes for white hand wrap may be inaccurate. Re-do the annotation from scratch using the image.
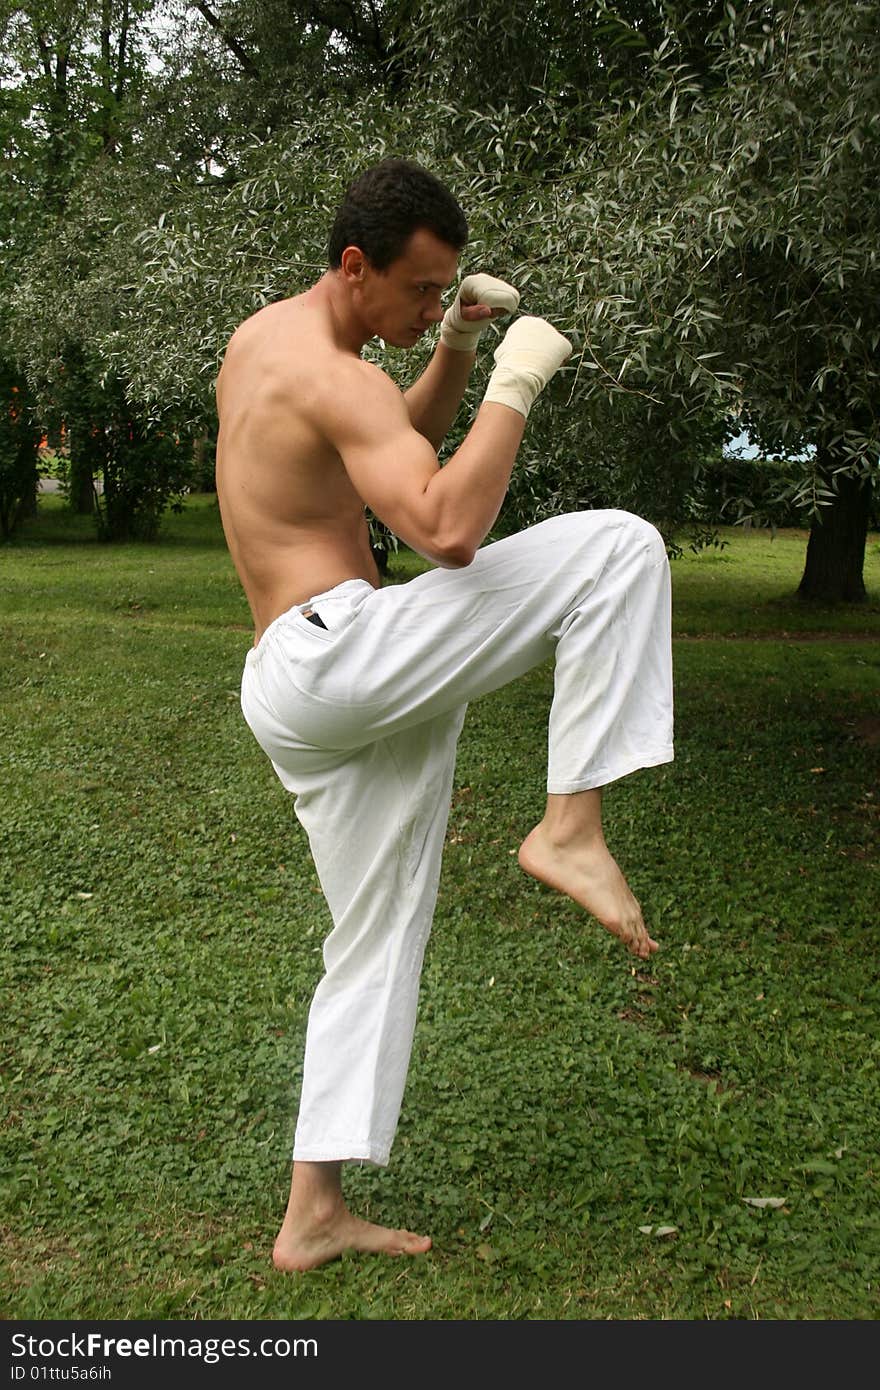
[439,273,521,351]
[483,316,573,419]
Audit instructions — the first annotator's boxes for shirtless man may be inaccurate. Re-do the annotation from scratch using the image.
[216,159,673,1272]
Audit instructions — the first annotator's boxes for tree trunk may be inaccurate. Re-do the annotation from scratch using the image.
[101,0,114,154]
[69,455,95,514]
[192,435,216,491]
[36,34,71,210]
[68,421,101,516]
[22,469,39,519]
[797,459,872,603]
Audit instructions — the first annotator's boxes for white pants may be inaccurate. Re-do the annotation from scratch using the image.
[240,511,673,1164]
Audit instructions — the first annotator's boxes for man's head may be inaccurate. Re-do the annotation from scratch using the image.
[328,158,468,273]
[327,159,468,348]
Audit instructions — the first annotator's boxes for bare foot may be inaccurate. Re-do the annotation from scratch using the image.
[518,823,658,959]
[272,1199,432,1273]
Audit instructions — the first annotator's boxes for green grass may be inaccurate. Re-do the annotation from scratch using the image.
[2,496,879,1319]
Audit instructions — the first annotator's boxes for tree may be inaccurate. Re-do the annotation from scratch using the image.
[402,0,879,594]
[573,0,880,601]
[2,1,205,535]
[0,359,40,539]
[424,0,879,595]
[7,1,876,587]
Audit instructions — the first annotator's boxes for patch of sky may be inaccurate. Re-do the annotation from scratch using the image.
[724,429,815,461]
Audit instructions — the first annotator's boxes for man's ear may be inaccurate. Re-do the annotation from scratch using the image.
[340,245,368,283]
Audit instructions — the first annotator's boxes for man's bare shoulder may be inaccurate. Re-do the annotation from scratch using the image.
[314,354,402,420]
[219,296,326,398]
[283,339,407,450]
[219,296,400,422]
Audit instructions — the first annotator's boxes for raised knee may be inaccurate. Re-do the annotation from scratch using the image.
[609,510,667,562]
[550,509,667,564]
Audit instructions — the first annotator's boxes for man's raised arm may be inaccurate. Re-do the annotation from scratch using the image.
[404,275,520,451]
[329,315,572,568]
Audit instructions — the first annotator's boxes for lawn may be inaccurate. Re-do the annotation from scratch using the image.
[1,496,878,1319]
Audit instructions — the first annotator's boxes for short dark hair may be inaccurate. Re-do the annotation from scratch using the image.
[328,158,468,271]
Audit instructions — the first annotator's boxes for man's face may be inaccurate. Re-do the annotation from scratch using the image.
[359,228,459,348]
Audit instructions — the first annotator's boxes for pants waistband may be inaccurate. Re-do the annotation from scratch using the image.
[246,578,376,663]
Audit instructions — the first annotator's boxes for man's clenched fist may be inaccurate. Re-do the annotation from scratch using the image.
[483,316,572,419]
[440,273,521,351]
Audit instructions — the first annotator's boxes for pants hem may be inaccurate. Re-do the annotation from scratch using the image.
[547,745,674,795]
[292,1142,392,1167]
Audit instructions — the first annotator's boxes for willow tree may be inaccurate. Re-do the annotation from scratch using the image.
[27,1,876,592]
[445,0,879,598]
[655,0,878,602]
[535,0,879,601]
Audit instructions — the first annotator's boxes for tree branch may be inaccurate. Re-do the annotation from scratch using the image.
[100,0,114,151]
[35,32,54,85]
[116,0,131,105]
[307,2,361,49]
[364,0,388,61]
[190,1,260,78]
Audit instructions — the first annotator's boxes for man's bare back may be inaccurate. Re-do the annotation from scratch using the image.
[215,293,380,644]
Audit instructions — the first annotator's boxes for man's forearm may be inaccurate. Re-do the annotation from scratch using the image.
[404,341,476,452]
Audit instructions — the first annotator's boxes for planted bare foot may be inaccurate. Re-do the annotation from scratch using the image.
[518,823,658,959]
[272,1202,432,1273]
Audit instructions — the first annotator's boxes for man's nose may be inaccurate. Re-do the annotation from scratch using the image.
[423,296,444,323]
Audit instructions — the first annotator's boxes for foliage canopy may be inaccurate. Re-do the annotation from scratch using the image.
[2,1,877,579]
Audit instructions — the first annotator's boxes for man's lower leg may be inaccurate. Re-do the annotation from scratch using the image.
[518,788,658,959]
[272,1160,432,1273]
